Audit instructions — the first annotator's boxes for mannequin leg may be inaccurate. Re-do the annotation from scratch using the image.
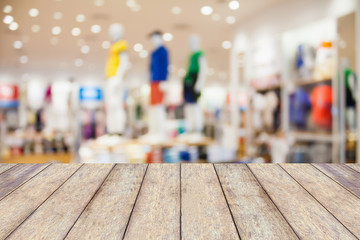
[156,105,166,137]
[184,104,194,133]
[194,104,204,133]
[347,107,356,132]
[148,106,157,135]
[105,78,125,134]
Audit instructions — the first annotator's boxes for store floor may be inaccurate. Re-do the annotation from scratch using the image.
[2,153,71,164]
[0,163,359,239]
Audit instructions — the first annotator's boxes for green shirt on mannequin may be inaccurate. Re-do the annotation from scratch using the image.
[185,51,204,85]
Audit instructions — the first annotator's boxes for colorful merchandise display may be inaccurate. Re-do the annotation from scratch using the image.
[310,84,332,129]
[289,88,311,129]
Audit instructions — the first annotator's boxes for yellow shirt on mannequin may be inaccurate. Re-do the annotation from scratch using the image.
[105,40,128,78]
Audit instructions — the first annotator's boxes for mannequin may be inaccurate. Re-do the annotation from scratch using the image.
[27,77,47,132]
[141,30,169,143]
[48,79,72,133]
[181,35,207,141]
[342,59,357,132]
[105,23,129,135]
[263,91,278,131]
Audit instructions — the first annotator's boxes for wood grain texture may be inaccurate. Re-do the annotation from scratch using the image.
[249,164,356,240]
[281,164,360,238]
[215,164,298,240]
[0,164,81,239]
[347,164,360,173]
[313,164,360,197]
[6,164,114,240]
[123,164,180,240]
[181,164,239,240]
[0,164,16,175]
[65,164,147,240]
[0,164,49,200]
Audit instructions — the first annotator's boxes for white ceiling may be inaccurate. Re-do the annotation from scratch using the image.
[0,0,289,85]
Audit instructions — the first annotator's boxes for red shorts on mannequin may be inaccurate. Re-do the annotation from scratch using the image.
[150,82,164,105]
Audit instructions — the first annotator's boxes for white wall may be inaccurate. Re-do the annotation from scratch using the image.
[232,0,357,52]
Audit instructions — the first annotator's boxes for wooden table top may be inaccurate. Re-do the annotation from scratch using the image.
[0,163,359,240]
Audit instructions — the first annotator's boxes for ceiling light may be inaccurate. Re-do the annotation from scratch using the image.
[91,25,101,33]
[226,16,236,24]
[9,22,19,31]
[94,0,104,7]
[212,14,221,21]
[29,8,39,17]
[81,45,90,54]
[3,15,14,24]
[20,56,28,64]
[163,33,173,42]
[172,6,182,15]
[139,50,148,58]
[102,41,110,49]
[53,12,63,20]
[50,37,58,45]
[228,1,240,10]
[13,41,23,49]
[52,26,61,35]
[75,58,83,67]
[134,43,143,52]
[126,0,137,8]
[76,14,86,22]
[72,27,81,36]
[222,41,232,49]
[3,5,12,13]
[201,6,213,16]
[31,25,40,33]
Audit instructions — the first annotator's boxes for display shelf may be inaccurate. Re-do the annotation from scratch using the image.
[254,84,282,93]
[2,153,72,164]
[289,131,333,142]
[294,78,332,87]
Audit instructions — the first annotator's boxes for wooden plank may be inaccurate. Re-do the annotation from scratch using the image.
[181,164,239,240]
[0,164,16,175]
[65,164,147,240]
[347,164,360,173]
[0,164,82,239]
[281,164,360,238]
[123,164,180,240]
[6,164,114,240]
[313,164,360,197]
[0,164,49,200]
[249,164,357,240]
[215,164,298,240]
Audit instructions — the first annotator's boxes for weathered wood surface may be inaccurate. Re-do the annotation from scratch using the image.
[0,164,81,238]
[281,164,360,238]
[249,164,357,240]
[181,164,239,240]
[313,164,360,197]
[0,163,359,240]
[6,164,114,240]
[123,164,180,240]
[0,164,49,200]
[0,164,16,175]
[66,164,147,240]
[215,164,298,240]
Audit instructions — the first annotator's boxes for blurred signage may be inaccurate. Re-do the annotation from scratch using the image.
[0,83,19,108]
[79,86,103,102]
